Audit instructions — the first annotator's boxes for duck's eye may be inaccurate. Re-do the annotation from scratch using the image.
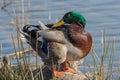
[67,14,71,17]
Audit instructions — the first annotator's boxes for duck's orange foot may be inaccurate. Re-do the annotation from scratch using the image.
[53,71,65,77]
[64,67,77,74]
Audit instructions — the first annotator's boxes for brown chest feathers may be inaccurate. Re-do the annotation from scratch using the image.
[68,23,93,57]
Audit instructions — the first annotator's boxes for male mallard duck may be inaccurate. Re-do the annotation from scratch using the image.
[22,11,92,77]
[52,11,93,73]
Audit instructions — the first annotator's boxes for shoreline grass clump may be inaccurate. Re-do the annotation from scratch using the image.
[89,30,116,80]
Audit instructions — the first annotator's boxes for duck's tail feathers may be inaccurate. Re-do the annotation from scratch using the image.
[22,25,42,39]
[22,25,49,56]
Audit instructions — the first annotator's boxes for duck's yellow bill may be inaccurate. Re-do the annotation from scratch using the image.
[52,19,65,28]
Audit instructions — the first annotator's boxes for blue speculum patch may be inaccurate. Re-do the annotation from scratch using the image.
[42,41,48,54]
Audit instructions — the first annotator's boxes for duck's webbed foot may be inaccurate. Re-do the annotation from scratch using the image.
[63,67,77,73]
[63,61,77,74]
[53,70,65,77]
[53,65,65,77]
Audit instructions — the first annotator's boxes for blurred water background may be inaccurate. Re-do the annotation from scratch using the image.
[0,0,120,79]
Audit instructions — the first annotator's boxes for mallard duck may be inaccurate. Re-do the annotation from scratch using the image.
[51,11,93,74]
[22,11,92,77]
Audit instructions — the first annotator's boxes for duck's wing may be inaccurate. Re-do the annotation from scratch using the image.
[37,30,66,44]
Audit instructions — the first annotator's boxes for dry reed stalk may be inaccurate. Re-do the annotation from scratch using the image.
[99,30,105,79]
[7,49,33,57]
[21,0,24,27]
[0,43,2,58]
[11,33,17,57]
[39,64,44,80]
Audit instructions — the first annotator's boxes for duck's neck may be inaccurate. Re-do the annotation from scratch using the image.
[68,22,92,57]
[76,22,85,31]
[68,22,84,36]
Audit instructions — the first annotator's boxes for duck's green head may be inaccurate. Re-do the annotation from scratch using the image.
[52,11,86,28]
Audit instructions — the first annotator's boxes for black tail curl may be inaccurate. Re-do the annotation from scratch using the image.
[22,25,41,39]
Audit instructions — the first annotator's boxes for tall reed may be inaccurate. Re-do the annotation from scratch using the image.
[89,30,116,80]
